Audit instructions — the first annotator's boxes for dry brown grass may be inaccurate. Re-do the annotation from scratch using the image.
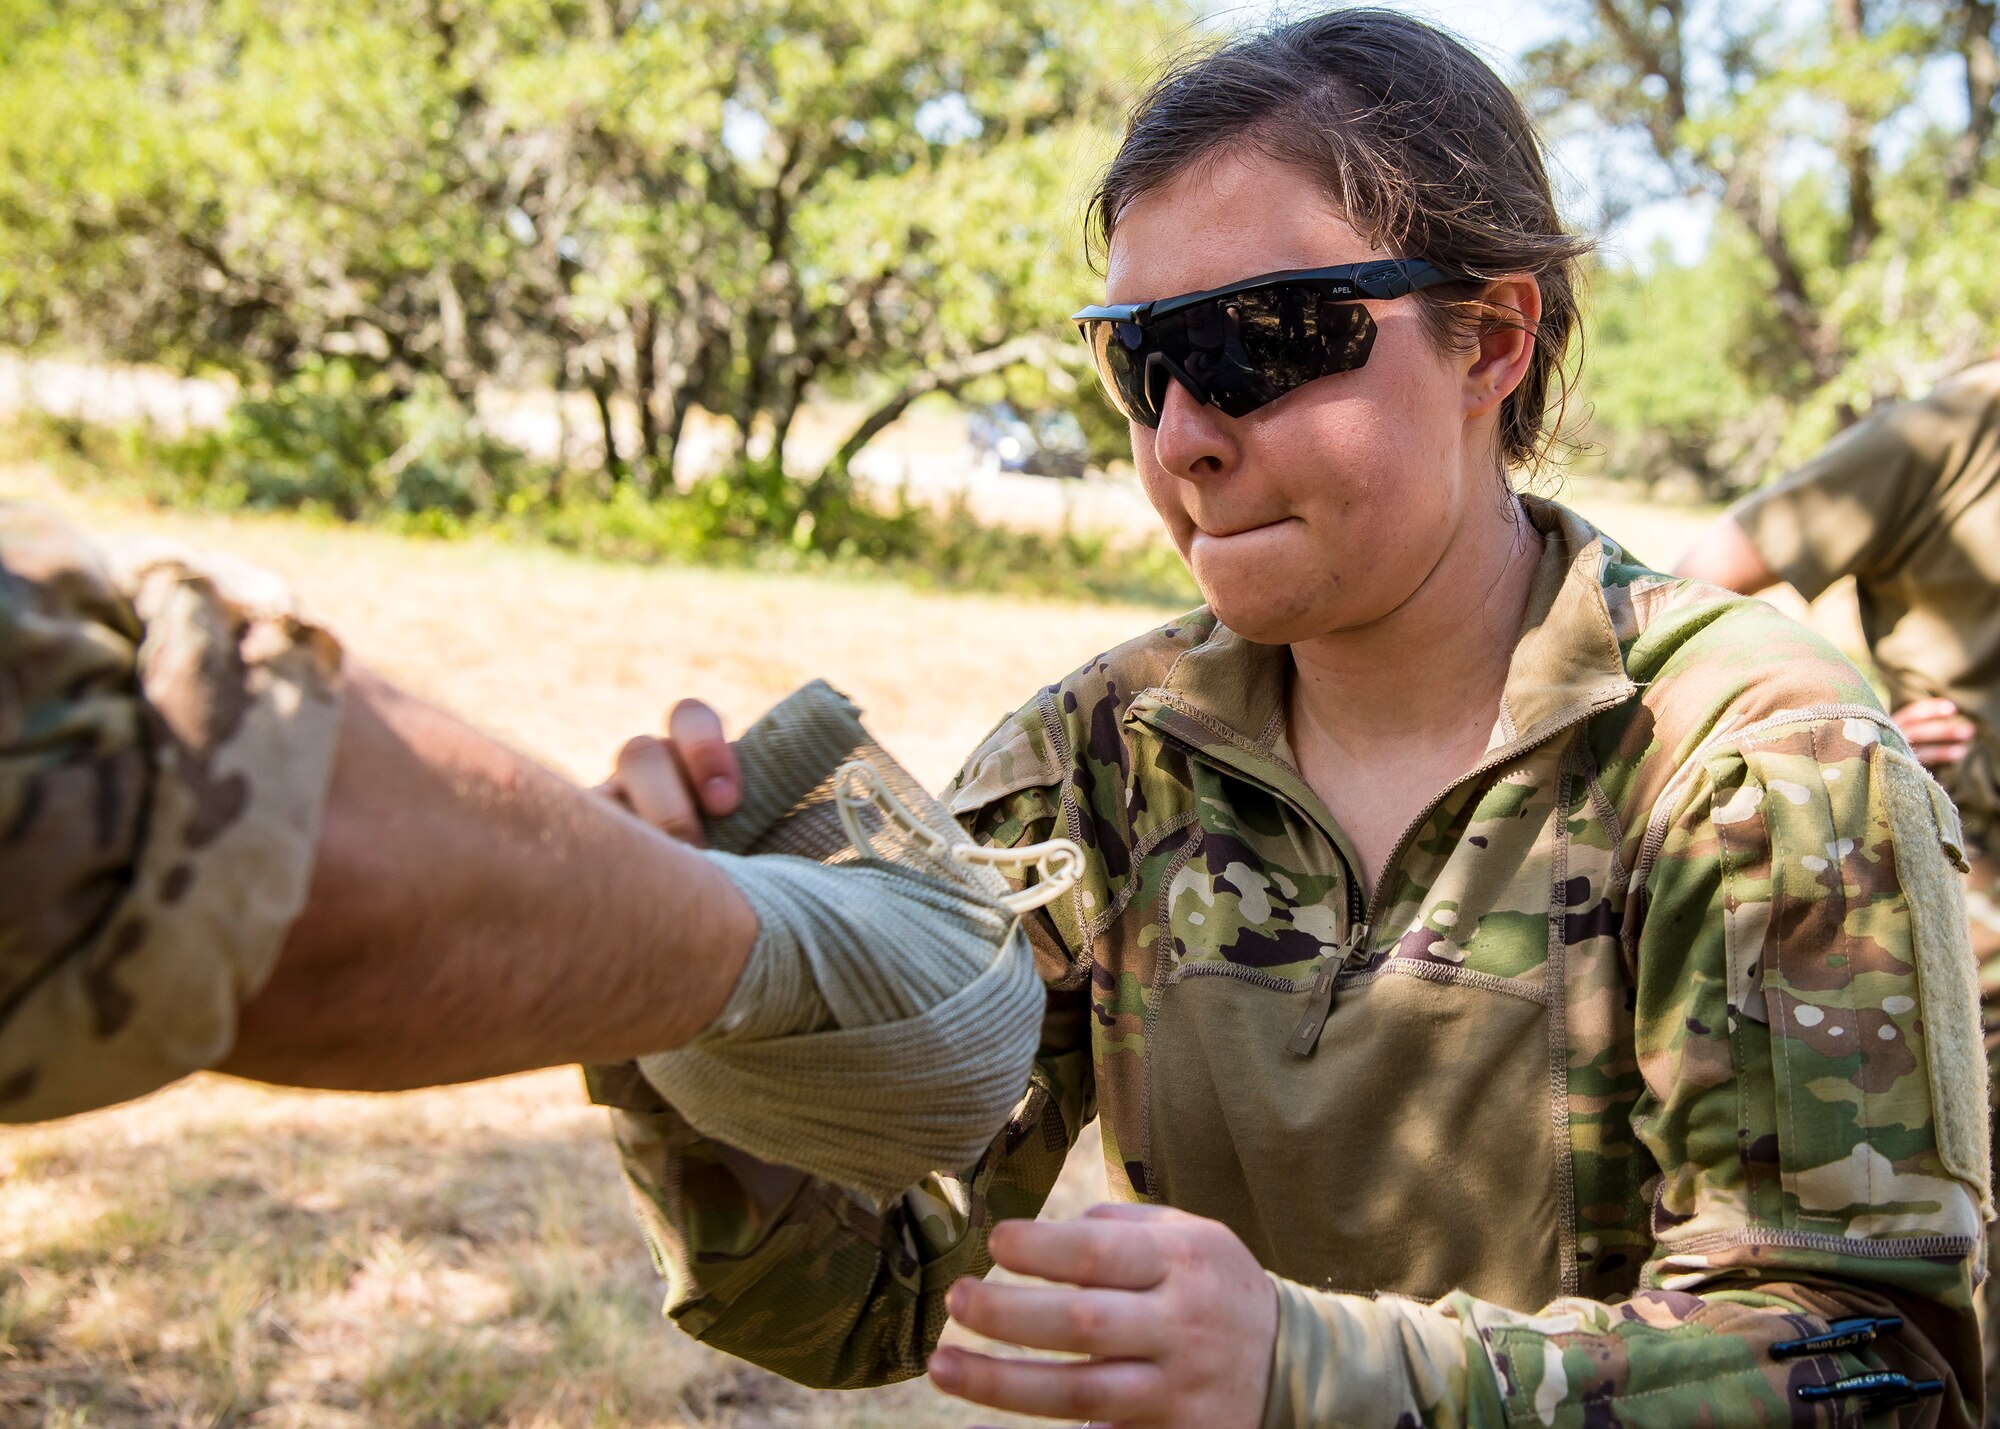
[0,1068,1114,1427]
[0,459,1863,1426]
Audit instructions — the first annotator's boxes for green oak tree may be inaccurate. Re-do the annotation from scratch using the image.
[1530,0,2000,495]
[0,0,1188,494]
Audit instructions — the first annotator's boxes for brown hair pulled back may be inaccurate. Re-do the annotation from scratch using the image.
[1090,7,1592,470]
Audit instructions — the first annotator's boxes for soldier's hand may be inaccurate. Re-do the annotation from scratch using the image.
[597,699,742,846]
[930,1202,1274,1429]
[1893,697,1976,772]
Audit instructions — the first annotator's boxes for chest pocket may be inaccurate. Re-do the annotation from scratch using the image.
[1143,752,1585,1311]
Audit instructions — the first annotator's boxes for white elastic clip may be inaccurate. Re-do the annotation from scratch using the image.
[833,760,1084,916]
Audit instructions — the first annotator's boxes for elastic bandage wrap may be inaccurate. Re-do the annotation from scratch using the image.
[635,681,1057,1207]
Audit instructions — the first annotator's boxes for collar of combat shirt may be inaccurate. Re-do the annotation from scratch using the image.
[1124,495,1639,937]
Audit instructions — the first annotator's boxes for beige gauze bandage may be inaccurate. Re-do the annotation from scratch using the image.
[636,681,1080,1207]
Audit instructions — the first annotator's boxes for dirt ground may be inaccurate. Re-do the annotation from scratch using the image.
[0,458,1863,1427]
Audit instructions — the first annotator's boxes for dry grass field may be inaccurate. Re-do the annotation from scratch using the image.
[0,457,1855,1427]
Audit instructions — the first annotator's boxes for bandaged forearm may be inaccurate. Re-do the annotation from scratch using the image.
[632,681,1059,1206]
[637,851,1041,1204]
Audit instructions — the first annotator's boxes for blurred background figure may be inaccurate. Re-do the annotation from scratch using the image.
[1676,355,2000,1422]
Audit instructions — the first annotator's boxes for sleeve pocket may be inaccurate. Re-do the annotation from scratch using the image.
[1715,730,1986,1234]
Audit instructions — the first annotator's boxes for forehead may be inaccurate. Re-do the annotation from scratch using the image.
[1104,146,1382,304]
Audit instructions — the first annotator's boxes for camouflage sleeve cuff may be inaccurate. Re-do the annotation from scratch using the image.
[1258,1274,1478,1429]
[0,509,345,1121]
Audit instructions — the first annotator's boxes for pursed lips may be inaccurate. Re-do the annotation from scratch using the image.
[1191,515,1296,539]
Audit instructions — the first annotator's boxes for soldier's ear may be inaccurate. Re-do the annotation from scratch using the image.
[1459,276,1541,422]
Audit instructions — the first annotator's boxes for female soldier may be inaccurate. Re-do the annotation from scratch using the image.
[597,9,1989,1425]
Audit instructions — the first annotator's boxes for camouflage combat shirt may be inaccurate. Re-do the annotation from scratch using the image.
[596,498,1991,1427]
[0,504,345,1122]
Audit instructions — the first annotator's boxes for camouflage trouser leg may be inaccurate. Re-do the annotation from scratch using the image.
[1968,827,2000,1427]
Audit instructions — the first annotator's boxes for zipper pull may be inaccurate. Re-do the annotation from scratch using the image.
[1286,922,1369,1057]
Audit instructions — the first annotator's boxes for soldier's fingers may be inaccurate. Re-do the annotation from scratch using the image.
[986,1217,1166,1290]
[592,771,634,810]
[1081,1201,1183,1223]
[946,1279,1163,1359]
[1898,711,1977,743]
[1908,739,1973,771]
[1905,729,1977,755]
[1894,697,1963,724]
[614,734,705,845]
[667,700,741,817]
[929,1346,1165,1423]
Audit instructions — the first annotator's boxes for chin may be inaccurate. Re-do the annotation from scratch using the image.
[1196,556,1419,644]
[1192,572,1331,646]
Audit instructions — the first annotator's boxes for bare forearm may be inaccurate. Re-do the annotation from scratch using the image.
[219,668,754,1090]
[1672,513,1780,594]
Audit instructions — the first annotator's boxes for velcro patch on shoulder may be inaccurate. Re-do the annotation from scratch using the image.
[1877,743,1993,1211]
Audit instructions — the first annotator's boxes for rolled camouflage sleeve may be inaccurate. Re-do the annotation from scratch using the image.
[0,504,344,1121]
[1728,399,1946,602]
[1260,712,1986,1428]
[589,1023,1085,1388]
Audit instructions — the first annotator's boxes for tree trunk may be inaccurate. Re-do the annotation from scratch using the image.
[734,305,775,463]
[589,373,625,484]
[1721,172,1838,388]
[818,335,1060,492]
[768,360,812,480]
[1589,0,1839,388]
[659,332,717,495]
[1951,0,1999,197]
[437,266,478,405]
[769,413,791,479]
[633,300,661,492]
[1832,0,1880,262]
[554,357,574,473]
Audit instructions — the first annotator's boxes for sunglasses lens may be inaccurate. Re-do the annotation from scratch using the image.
[1078,281,1380,428]
[1201,289,1377,417]
[1081,319,1158,425]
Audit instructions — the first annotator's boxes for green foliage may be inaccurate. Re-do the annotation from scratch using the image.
[140,363,549,525]
[15,410,1194,607]
[1577,234,1791,499]
[1534,0,2000,497]
[532,471,1191,603]
[0,0,1187,494]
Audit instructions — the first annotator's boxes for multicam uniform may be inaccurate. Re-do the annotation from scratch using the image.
[0,504,345,1123]
[596,498,1991,1426]
[1729,359,2000,1419]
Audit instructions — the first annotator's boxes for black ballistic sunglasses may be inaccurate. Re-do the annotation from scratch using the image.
[1071,259,1461,428]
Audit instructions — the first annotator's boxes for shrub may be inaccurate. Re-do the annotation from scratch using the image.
[13,405,1195,608]
[148,362,549,525]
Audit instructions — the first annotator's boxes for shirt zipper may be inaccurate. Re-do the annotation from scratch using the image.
[1283,907,1369,1055]
[1275,696,1627,1054]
